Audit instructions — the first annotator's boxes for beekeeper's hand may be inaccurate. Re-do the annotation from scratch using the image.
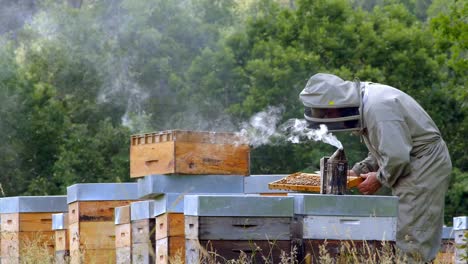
[357,172,382,195]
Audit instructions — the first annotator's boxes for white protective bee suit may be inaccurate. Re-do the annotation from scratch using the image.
[299,73,452,262]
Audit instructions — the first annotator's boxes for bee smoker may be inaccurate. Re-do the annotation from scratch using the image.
[320,149,348,194]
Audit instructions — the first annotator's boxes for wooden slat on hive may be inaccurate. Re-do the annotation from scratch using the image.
[69,200,133,224]
[185,216,292,240]
[2,213,54,232]
[69,221,116,251]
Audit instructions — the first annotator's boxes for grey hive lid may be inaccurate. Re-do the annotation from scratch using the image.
[67,183,139,203]
[292,194,398,217]
[130,200,155,221]
[184,194,294,217]
[0,196,67,213]
[138,175,245,199]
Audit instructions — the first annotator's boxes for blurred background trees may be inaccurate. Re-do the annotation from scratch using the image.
[0,0,466,222]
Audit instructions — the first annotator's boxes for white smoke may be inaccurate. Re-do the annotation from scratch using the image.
[240,106,284,147]
[280,119,343,149]
[240,106,343,149]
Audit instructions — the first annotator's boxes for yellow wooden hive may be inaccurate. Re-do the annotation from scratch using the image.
[130,130,250,178]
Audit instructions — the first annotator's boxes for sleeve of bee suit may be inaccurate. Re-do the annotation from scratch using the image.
[367,120,412,187]
[352,153,379,175]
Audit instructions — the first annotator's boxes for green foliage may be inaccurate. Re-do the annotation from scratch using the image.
[0,0,465,223]
[184,0,467,221]
[52,120,130,194]
[429,1,468,221]
[445,168,468,224]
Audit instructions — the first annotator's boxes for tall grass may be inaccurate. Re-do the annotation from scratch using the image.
[0,233,457,264]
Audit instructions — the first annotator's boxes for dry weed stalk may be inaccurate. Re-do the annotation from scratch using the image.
[19,233,55,264]
[0,228,455,264]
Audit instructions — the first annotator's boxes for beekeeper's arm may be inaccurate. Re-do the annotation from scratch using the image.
[369,120,412,187]
[352,153,379,175]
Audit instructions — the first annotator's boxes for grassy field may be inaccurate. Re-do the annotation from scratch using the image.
[5,235,460,264]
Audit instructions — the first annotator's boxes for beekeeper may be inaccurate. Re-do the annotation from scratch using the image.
[299,73,452,262]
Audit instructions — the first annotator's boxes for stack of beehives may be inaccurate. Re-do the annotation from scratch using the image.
[66,183,140,264]
[0,129,459,264]
[129,130,251,263]
[128,130,400,263]
[0,196,67,264]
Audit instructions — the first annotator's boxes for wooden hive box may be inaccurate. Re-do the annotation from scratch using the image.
[130,200,156,264]
[0,196,67,264]
[154,193,186,264]
[115,205,132,264]
[184,195,296,263]
[293,194,398,262]
[67,183,140,264]
[130,130,250,178]
[155,212,185,264]
[52,213,69,264]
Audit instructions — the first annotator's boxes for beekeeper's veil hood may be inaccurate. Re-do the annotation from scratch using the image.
[299,73,362,132]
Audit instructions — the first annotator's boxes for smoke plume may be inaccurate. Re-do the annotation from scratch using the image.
[240,106,343,149]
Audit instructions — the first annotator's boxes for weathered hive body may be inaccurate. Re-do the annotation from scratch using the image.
[67,183,139,264]
[0,196,67,264]
[154,193,187,264]
[115,205,131,264]
[184,195,296,263]
[131,200,156,264]
[52,213,69,264]
[130,130,250,178]
[293,194,398,262]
